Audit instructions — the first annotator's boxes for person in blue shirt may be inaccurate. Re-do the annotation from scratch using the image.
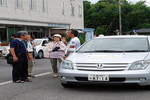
[11,34,16,39]
[10,31,32,83]
[9,34,17,42]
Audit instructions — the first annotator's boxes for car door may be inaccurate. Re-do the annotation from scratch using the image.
[41,40,49,56]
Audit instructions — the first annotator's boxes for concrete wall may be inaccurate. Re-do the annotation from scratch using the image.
[0,0,84,29]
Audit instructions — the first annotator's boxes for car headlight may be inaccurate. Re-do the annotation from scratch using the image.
[129,60,150,70]
[3,47,7,51]
[61,60,74,70]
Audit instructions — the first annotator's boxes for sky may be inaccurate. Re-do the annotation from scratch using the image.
[88,0,150,5]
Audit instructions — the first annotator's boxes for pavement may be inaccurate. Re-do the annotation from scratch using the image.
[0,55,5,60]
[0,55,148,100]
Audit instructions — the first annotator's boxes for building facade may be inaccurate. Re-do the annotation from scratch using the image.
[0,0,84,42]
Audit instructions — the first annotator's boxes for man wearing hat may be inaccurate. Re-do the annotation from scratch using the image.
[46,34,66,78]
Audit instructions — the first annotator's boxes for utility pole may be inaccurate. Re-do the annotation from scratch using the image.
[119,0,122,35]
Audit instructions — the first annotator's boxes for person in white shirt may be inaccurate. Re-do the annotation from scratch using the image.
[64,29,81,58]
[26,35,35,78]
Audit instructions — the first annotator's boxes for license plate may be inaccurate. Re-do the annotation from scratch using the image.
[88,74,109,81]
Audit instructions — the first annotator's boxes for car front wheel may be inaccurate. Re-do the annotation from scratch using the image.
[144,85,150,90]
[37,51,43,59]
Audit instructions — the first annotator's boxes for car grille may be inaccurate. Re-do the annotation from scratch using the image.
[75,77,126,82]
[76,63,129,71]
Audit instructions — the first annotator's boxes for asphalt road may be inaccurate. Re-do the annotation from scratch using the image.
[0,56,150,100]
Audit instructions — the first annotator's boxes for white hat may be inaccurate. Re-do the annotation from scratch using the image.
[53,34,61,38]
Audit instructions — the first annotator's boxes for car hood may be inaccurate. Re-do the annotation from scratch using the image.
[0,46,9,50]
[67,52,149,63]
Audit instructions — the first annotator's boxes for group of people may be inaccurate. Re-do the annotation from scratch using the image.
[10,31,36,83]
[9,29,81,83]
[45,29,81,78]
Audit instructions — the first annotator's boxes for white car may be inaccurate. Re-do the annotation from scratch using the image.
[0,46,3,55]
[33,39,49,59]
[0,46,4,56]
[2,39,49,59]
[59,35,150,89]
[2,45,10,57]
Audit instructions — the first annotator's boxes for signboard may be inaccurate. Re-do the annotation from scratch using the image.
[47,23,69,27]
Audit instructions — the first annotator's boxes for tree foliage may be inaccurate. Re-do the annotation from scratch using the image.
[84,0,150,35]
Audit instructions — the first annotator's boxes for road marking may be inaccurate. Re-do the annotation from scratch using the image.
[0,72,52,86]
[35,72,52,77]
[0,81,12,86]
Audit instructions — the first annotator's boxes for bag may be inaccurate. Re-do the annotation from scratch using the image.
[6,41,19,64]
[6,53,14,64]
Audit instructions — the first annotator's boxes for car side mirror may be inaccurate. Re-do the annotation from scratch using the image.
[68,48,75,53]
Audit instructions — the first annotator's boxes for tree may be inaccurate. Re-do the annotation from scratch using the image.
[84,0,150,35]
[83,1,92,28]
[95,26,105,36]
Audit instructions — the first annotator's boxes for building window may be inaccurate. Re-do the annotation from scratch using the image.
[0,0,7,6]
[78,5,82,17]
[29,0,36,11]
[62,2,64,15]
[42,0,48,12]
[70,4,75,16]
[15,0,23,9]
[0,26,7,42]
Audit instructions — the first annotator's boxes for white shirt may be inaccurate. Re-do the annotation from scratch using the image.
[65,37,81,53]
[27,41,33,52]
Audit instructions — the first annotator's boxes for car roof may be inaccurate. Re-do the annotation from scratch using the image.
[95,35,148,39]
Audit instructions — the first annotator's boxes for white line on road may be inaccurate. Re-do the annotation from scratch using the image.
[0,72,52,86]
[0,81,12,86]
[34,72,52,77]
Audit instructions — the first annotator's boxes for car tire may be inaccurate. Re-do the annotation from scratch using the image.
[144,85,150,90]
[61,83,76,88]
[37,51,43,59]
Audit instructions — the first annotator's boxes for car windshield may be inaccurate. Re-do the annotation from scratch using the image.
[77,38,149,53]
[33,40,42,45]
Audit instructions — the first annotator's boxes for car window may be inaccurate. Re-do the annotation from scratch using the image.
[33,40,42,45]
[42,40,48,46]
[77,38,149,52]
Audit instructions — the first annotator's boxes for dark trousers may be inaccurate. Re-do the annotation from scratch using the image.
[12,54,28,81]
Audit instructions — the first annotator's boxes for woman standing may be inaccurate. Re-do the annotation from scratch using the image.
[46,34,66,78]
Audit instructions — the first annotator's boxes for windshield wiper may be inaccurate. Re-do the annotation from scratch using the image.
[124,50,148,52]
